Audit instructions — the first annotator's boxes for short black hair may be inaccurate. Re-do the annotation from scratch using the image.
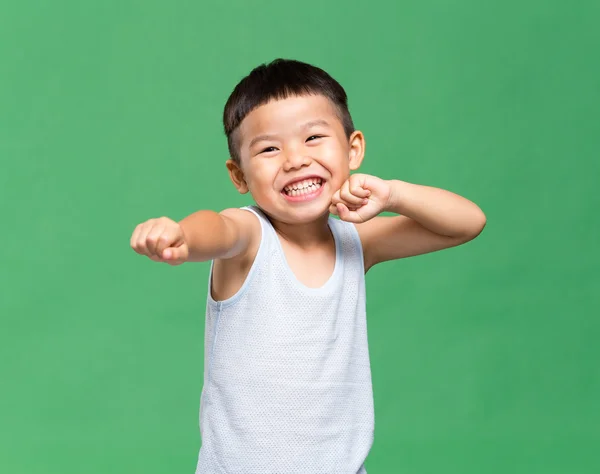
[223,58,355,163]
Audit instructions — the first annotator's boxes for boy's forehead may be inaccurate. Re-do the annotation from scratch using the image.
[239,95,342,140]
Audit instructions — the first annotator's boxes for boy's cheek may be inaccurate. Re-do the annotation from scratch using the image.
[327,181,343,200]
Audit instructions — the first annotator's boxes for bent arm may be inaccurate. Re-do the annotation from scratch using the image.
[357,180,486,270]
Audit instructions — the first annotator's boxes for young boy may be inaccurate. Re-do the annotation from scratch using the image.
[130,59,486,473]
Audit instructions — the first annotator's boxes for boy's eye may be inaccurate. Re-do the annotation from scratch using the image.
[260,146,278,153]
[306,135,324,142]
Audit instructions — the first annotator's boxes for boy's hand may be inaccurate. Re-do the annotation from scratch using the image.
[330,174,392,223]
[130,217,189,265]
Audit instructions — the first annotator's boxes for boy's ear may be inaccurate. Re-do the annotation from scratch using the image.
[226,159,249,194]
[348,131,366,171]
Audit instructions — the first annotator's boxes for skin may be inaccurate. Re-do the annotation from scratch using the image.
[218,95,366,291]
[130,94,487,299]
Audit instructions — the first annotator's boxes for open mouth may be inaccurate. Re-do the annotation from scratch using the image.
[282,177,324,197]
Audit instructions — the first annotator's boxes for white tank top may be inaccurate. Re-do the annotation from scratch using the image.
[195,206,374,474]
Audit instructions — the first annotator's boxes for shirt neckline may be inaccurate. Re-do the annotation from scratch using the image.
[262,210,342,294]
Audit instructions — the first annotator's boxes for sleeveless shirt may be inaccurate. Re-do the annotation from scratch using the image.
[195,206,374,474]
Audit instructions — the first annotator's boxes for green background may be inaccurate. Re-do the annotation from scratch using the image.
[2,1,598,473]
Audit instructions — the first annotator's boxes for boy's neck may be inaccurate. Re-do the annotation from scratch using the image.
[268,213,333,249]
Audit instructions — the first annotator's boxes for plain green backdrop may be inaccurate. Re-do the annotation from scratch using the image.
[1,1,598,473]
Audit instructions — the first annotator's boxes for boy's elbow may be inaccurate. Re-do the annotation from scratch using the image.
[465,208,487,241]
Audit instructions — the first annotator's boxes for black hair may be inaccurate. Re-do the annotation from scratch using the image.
[223,58,355,163]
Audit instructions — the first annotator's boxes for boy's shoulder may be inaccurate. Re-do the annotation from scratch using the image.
[209,207,262,301]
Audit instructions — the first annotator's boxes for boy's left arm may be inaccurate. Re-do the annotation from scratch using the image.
[330,174,487,271]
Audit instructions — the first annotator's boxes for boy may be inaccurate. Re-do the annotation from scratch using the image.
[130,59,486,473]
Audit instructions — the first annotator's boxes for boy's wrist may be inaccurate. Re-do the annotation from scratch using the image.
[383,179,411,214]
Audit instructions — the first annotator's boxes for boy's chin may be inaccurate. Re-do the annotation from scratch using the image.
[260,202,331,225]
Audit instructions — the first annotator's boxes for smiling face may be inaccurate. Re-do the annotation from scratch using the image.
[226,94,365,224]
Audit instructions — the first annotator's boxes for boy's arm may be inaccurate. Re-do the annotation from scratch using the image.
[330,176,486,271]
[180,208,258,261]
[130,208,259,265]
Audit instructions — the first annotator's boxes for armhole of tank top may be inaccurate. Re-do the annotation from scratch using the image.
[206,206,266,308]
[348,222,366,275]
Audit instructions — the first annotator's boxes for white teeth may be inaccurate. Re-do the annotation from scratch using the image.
[283,178,323,193]
[283,178,323,196]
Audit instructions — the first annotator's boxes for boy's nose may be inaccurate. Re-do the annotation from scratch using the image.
[282,151,311,171]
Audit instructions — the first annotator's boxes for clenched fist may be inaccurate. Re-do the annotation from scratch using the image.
[130,217,189,265]
[330,173,392,223]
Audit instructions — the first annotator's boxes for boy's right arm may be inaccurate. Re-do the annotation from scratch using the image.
[130,208,259,265]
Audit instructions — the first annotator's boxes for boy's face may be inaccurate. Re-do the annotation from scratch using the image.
[226,94,365,224]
